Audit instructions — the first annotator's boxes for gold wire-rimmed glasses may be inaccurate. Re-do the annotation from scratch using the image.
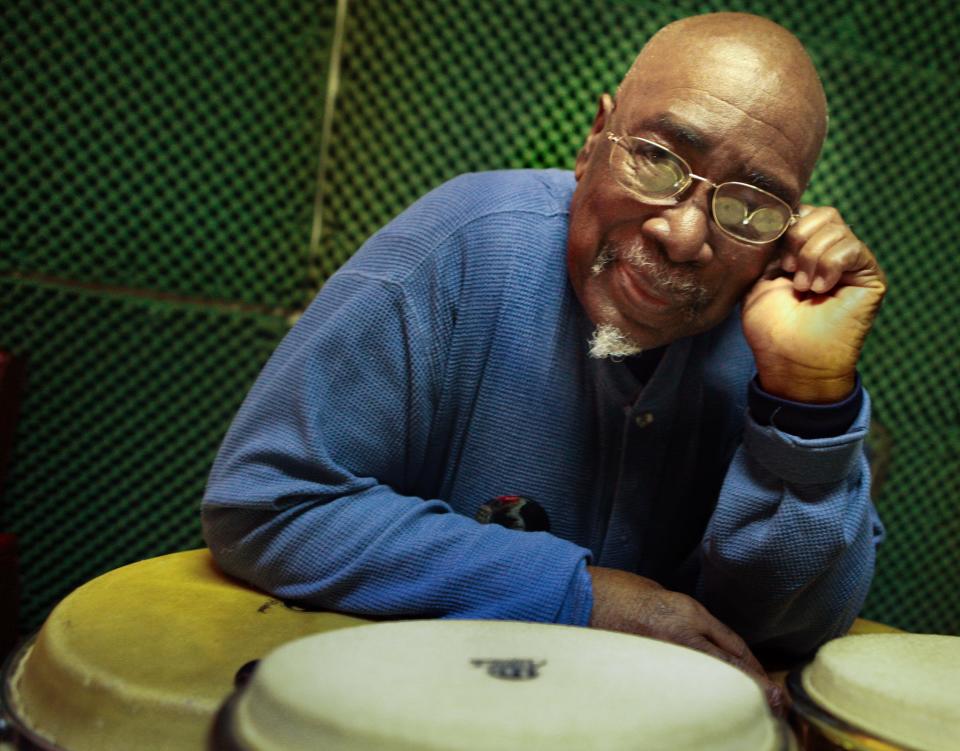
[606,132,799,245]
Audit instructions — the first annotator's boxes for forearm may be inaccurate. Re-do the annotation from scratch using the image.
[696,392,883,657]
[202,490,592,624]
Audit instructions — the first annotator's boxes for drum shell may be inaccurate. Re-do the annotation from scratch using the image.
[0,550,368,751]
[2,638,64,751]
[5,633,802,751]
[787,669,908,751]
[212,670,801,751]
[210,622,801,751]
[787,629,960,751]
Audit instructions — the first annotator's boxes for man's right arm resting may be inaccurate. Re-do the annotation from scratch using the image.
[201,269,593,626]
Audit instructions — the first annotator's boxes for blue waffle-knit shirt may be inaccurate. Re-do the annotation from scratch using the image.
[203,169,883,656]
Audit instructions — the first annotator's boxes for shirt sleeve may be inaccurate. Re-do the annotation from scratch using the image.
[748,374,864,438]
[696,389,885,658]
[202,266,592,625]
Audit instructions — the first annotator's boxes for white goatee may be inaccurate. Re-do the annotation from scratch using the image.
[583,238,712,360]
[586,245,644,360]
[588,323,644,360]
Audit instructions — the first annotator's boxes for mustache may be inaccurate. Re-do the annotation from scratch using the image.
[593,240,710,314]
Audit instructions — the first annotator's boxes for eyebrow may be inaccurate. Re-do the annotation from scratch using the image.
[743,169,797,206]
[646,114,712,152]
[635,114,799,206]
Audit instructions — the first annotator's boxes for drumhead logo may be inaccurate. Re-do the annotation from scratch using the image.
[470,658,545,680]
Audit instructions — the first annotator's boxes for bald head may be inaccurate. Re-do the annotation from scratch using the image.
[620,13,827,185]
[565,12,834,350]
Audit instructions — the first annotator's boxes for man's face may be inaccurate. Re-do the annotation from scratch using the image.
[567,39,820,352]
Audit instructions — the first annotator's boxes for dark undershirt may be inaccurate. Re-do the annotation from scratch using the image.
[625,348,862,439]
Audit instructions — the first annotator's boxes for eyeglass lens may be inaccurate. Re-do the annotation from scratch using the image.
[612,137,792,243]
[625,140,689,198]
[713,183,792,243]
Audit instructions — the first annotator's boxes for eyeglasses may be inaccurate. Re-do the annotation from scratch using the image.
[606,132,799,245]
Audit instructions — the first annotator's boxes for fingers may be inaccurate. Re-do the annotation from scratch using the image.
[591,568,755,669]
[687,632,758,676]
[780,205,882,295]
[656,595,765,678]
[699,605,751,660]
[662,598,786,713]
[586,568,785,711]
[687,634,785,715]
[690,601,764,676]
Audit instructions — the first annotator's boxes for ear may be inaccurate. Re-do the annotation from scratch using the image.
[574,93,616,181]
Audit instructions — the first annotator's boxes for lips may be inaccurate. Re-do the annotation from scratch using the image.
[615,255,671,310]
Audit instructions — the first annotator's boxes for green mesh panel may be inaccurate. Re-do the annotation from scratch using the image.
[2,0,333,309]
[0,280,288,629]
[3,0,958,636]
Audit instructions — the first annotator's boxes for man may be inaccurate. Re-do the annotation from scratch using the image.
[203,12,885,704]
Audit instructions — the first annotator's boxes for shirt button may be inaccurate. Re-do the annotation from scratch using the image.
[635,412,654,428]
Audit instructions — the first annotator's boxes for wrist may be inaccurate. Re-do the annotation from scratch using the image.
[749,374,863,438]
[755,370,856,404]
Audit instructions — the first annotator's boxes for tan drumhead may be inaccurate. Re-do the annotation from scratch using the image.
[5,550,368,751]
[228,620,782,751]
[801,633,960,751]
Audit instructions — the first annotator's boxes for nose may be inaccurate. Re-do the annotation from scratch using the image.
[640,186,713,265]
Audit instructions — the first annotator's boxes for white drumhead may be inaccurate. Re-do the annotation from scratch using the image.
[229,620,780,751]
[801,633,960,751]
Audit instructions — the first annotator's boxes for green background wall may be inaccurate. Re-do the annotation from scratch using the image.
[3,0,958,636]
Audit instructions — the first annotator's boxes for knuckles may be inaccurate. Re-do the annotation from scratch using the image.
[820,205,843,224]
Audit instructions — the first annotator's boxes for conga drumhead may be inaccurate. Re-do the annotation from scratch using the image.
[791,633,960,751]
[219,620,791,751]
[2,549,369,751]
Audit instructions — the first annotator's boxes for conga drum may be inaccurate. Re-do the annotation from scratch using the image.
[788,633,960,751]
[0,550,369,750]
[213,620,798,751]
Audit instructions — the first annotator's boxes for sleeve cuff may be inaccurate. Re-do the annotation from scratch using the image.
[748,373,863,439]
[742,387,871,486]
[554,557,593,627]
